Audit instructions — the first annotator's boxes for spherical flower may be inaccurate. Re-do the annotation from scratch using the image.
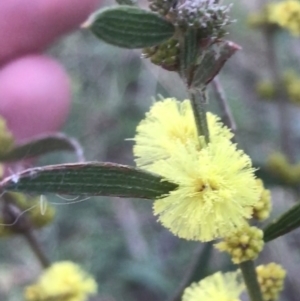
[256,263,286,301]
[182,271,244,301]
[134,98,233,170]
[134,98,260,241]
[215,225,264,264]
[268,0,300,36]
[24,261,97,301]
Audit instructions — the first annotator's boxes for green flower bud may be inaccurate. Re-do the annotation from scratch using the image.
[252,179,272,221]
[142,38,180,71]
[215,225,264,264]
[256,263,286,301]
[176,0,232,39]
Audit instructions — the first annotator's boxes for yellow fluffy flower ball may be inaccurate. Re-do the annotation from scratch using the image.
[269,0,300,36]
[182,271,244,301]
[134,98,260,241]
[24,261,97,301]
[134,98,232,169]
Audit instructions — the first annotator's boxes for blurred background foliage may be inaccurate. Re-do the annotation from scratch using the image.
[2,0,300,300]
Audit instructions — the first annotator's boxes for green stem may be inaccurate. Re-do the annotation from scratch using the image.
[240,260,263,301]
[189,89,210,144]
[23,229,51,269]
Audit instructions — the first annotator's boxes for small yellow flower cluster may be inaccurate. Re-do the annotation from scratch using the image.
[0,115,14,157]
[24,261,97,301]
[215,225,264,264]
[252,179,272,221]
[247,4,279,29]
[256,71,300,104]
[256,80,276,100]
[283,69,300,105]
[142,38,180,71]
[182,271,244,301]
[134,98,260,242]
[268,0,300,36]
[256,263,286,301]
[267,152,300,185]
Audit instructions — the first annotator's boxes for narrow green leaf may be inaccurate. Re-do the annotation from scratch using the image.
[264,203,300,242]
[0,162,177,199]
[84,6,175,48]
[0,133,84,162]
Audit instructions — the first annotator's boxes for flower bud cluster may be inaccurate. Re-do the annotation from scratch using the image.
[256,263,286,301]
[142,38,180,71]
[215,225,264,264]
[176,0,232,38]
[252,179,271,221]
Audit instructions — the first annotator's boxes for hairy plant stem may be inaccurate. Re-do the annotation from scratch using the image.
[240,260,264,301]
[189,89,210,144]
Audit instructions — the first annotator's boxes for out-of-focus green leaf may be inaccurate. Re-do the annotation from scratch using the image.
[264,202,300,242]
[0,162,177,199]
[0,133,84,162]
[84,6,175,48]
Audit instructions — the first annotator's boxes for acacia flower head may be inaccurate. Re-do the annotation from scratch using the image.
[24,261,97,301]
[268,0,300,36]
[134,98,260,241]
[134,98,232,169]
[182,271,244,301]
